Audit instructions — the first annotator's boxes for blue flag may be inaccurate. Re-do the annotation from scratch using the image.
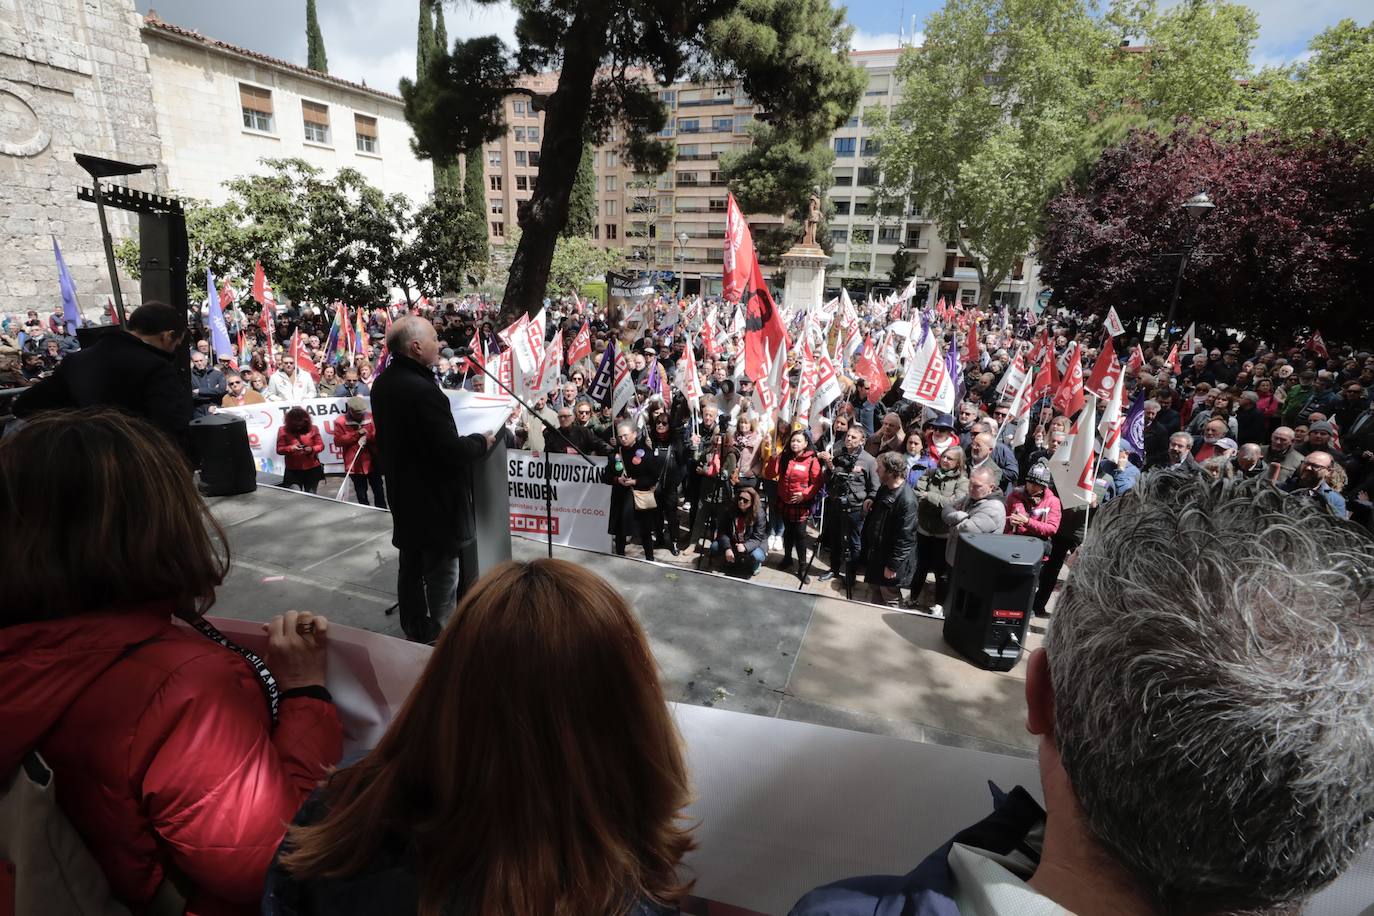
[588,338,617,410]
[206,268,232,359]
[945,333,963,406]
[1122,391,1147,458]
[52,236,81,335]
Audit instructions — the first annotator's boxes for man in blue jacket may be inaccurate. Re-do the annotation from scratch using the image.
[791,473,1374,916]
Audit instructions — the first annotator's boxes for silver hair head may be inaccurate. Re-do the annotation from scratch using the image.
[1144,399,1161,412]
[386,315,430,355]
[1047,474,1374,913]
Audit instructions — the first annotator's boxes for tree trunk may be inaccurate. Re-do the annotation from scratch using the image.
[499,7,611,323]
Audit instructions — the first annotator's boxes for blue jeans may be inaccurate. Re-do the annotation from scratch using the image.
[761,480,785,536]
[711,537,766,576]
[397,544,462,643]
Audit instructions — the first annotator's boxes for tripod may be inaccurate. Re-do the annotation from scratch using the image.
[462,351,599,558]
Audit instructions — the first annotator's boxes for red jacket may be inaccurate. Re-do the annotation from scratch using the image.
[1004,486,1062,538]
[0,604,342,915]
[276,426,324,471]
[778,450,825,522]
[331,414,378,476]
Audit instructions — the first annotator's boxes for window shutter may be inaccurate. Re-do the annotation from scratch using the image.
[302,101,329,127]
[354,115,378,138]
[240,84,273,113]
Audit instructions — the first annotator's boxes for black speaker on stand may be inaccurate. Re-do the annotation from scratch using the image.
[942,533,1044,671]
[190,413,257,496]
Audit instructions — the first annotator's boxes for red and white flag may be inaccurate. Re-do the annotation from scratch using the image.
[1050,395,1097,511]
[852,336,890,403]
[1165,344,1182,376]
[1103,306,1125,337]
[289,330,320,381]
[525,330,563,398]
[1306,330,1329,359]
[722,193,756,303]
[1098,363,1127,467]
[1127,344,1144,375]
[1051,341,1085,418]
[1084,336,1123,401]
[900,328,956,415]
[566,320,591,367]
[742,259,786,386]
[677,338,703,406]
[809,347,843,427]
[1179,322,1199,355]
[702,310,720,358]
[1007,363,1035,448]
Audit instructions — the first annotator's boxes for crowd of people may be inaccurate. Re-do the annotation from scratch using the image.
[2,408,1371,916]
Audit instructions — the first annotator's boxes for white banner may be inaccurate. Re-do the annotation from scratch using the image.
[505,449,611,552]
[223,390,514,475]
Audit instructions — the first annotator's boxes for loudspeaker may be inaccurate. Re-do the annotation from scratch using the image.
[942,533,1044,671]
[190,413,257,497]
[138,210,189,314]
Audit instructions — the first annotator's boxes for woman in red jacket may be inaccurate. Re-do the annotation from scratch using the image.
[0,410,342,916]
[277,406,325,494]
[776,429,826,584]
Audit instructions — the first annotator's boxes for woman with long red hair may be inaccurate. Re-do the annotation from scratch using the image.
[265,559,696,916]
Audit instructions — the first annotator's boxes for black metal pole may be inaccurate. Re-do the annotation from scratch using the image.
[91,179,127,324]
[1162,245,1191,347]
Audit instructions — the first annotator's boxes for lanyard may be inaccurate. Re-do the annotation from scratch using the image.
[186,616,281,724]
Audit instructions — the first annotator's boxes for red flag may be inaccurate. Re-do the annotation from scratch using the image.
[1127,344,1144,375]
[1026,328,1049,368]
[1306,331,1328,359]
[742,259,786,384]
[251,261,268,306]
[1084,336,1122,401]
[461,329,483,373]
[105,296,120,325]
[722,193,757,303]
[1051,342,1085,418]
[966,320,980,369]
[566,320,591,367]
[289,330,320,381]
[1165,344,1182,376]
[852,336,890,403]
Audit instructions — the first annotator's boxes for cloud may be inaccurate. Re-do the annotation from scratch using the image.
[850,29,917,52]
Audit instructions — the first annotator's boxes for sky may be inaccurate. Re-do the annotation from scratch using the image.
[134,0,1367,95]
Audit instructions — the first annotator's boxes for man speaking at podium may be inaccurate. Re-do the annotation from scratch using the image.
[372,316,494,643]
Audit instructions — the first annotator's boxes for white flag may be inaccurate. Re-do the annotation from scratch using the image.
[677,338,703,405]
[1180,322,1199,355]
[525,330,562,398]
[1098,362,1126,467]
[900,328,956,415]
[1007,365,1035,448]
[1103,306,1125,337]
[809,348,843,428]
[1050,396,1097,511]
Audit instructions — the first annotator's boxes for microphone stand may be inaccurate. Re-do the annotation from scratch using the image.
[462,350,600,558]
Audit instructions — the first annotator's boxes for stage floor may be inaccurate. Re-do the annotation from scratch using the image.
[208,485,1040,755]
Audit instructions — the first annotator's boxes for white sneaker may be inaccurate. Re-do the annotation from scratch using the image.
[928,604,944,619]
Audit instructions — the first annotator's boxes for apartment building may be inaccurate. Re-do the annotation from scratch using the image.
[484,50,1040,305]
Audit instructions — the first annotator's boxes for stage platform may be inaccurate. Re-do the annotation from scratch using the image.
[208,485,1040,756]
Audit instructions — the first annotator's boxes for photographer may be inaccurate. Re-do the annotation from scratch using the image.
[817,425,877,585]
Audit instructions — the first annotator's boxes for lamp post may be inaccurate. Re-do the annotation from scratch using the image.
[676,230,689,300]
[1163,191,1215,344]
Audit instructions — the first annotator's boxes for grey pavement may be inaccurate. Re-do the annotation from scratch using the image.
[207,485,1040,755]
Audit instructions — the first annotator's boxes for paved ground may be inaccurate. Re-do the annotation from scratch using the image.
[209,484,1046,756]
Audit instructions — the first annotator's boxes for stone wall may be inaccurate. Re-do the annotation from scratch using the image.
[0,0,162,315]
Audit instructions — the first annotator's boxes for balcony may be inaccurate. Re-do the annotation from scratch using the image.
[943,266,980,281]
[677,153,718,161]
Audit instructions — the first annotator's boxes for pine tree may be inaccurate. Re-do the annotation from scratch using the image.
[416,0,434,77]
[305,0,328,73]
[462,150,490,282]
[433,0,448,62]
[563,145,596,237]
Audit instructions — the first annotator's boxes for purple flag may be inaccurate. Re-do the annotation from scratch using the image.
[52,236,81,335]
[1122,391,1147,458]
[588,338,617,410]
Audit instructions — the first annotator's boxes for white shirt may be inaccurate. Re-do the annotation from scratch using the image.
[264,370,317,402]
[948,843,1069,916]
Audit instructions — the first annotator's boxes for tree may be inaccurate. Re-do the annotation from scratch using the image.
[888,244,915,288]
[564,145,597,238]
[875,0,1123,307]
[401,0,864,320]
[720,121,837,262]
[1258,19,1374,145]
[462,149,490,282]
[548,235,621,296]
[396,187,483,299]
[414,0,463,197]
[1038,124,1374,342]
[305,0,328,73]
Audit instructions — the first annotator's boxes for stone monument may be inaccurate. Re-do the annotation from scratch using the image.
[780,191,828,316]
[0,0,162,310]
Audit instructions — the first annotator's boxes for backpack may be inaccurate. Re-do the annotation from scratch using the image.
[0,638,187,916]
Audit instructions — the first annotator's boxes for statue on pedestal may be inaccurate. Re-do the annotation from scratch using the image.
[801,191,821,248]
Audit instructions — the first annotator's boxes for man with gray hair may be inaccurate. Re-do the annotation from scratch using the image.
[932,465,1006,616]
[791,475,1374,915]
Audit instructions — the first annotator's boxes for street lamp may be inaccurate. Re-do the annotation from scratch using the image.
[1163,191,1215,344]
[676,230,689,300]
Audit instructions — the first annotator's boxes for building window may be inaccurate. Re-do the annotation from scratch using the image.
[487,149,502,167]
[906,228,922,247]
[354,114,378,153]
[861,138,881,157]
[240,84,274,132]
[529,126,540,143]
[301,100,330,144]
[854,199,874,216]
[515,150,527,167]
[834,200,851,216]
[848,258,870,271]
[605,175,618,192]
[834,137,856,157]
[676,172,699,187]
[514,127,527,142]
[658,125,675,138]
[734,114,752,133]
[845,115,859,128]
[712,117,733,132]
[659,89,677,108]
[852,228,872,245]
[830,228,848,245]
[492,221,505,237]
[708,198,726,213]
[864,88,888,97]
[605,150,618,167]
[879,225,901,243]
[857,166,879,185]
[513,100,528,117]
[605,199,619,216]
[834,173,853,187]
[516,175,529,191]
[593,225,600,240]
[490,175,502,191]
[605,224,619,240]
[490,198,504,214]
[529,151,541,167]
[677,118,700,133]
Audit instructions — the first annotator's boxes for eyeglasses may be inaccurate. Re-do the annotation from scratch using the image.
[736,496,752,504]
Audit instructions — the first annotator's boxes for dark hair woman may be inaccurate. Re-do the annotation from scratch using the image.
[648,410,685,556]
[776,429,826,584]
[0,410,341,915]
[277,406,325,494]
[710,486,768,578]
[265,560,695,916]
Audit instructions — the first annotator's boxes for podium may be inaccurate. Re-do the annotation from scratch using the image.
[469,437,513,580]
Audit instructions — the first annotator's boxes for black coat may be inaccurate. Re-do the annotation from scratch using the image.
[14,330,192,452]
[603,439,663,536]
[370,354,490,551]
[860,482,919,584]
